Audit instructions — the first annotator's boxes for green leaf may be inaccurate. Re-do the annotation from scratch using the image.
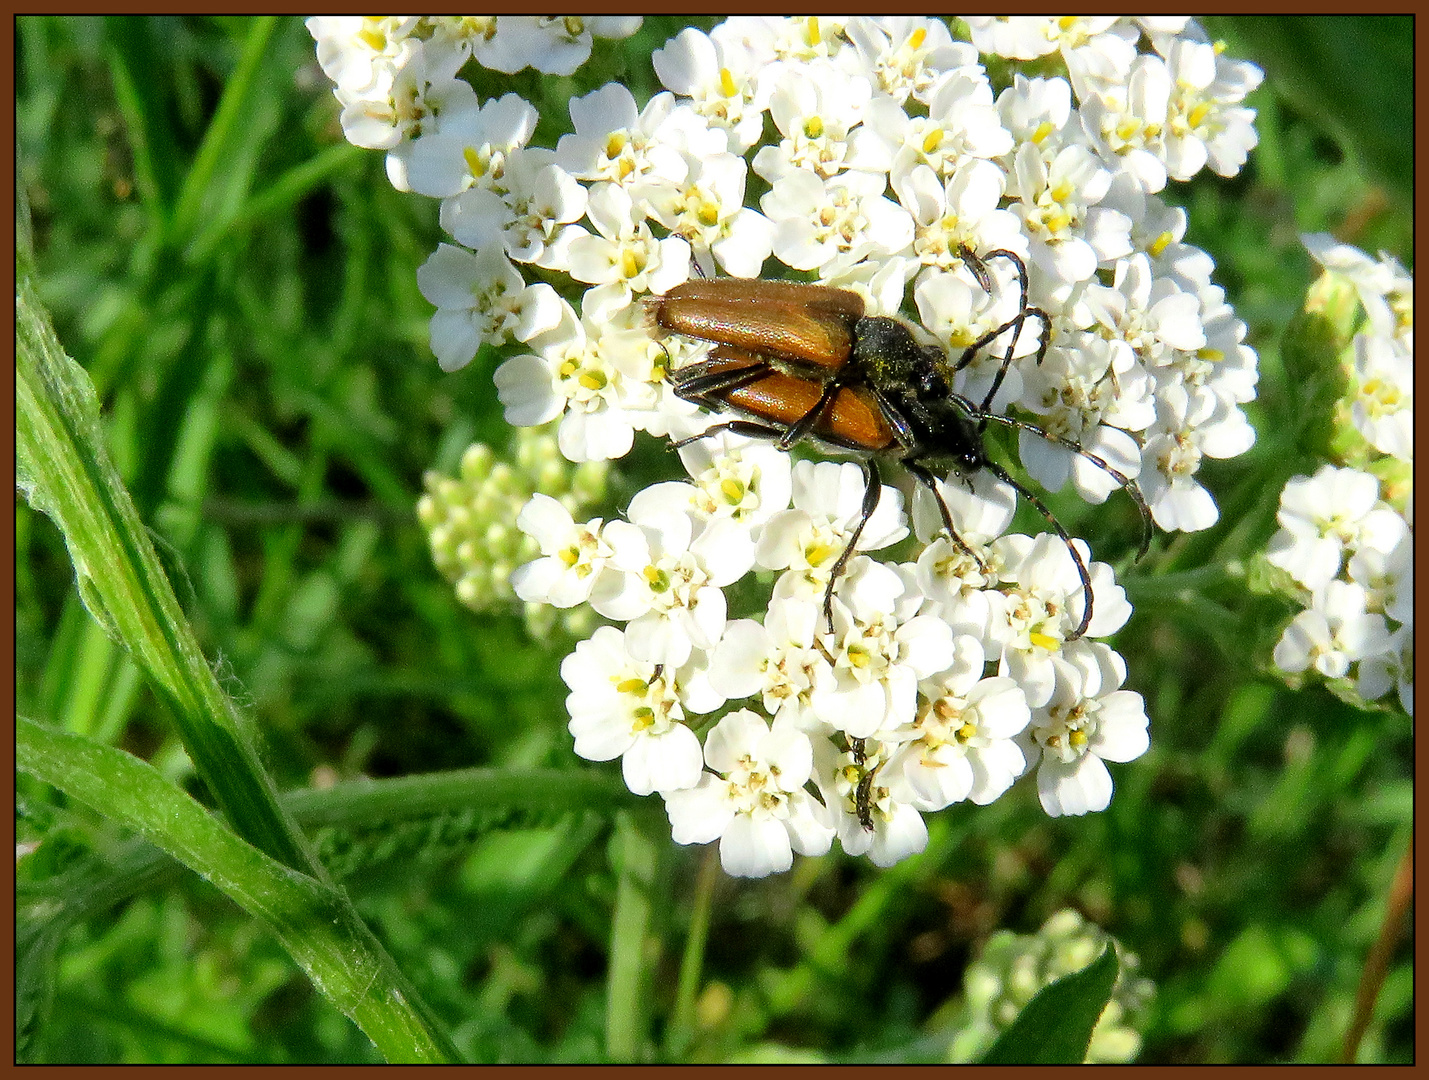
[17,716,462,1064]
[979,945,1120,1064]
[17,253,317,874]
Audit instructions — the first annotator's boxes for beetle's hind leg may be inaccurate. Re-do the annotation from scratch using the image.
[979,458,1096,641]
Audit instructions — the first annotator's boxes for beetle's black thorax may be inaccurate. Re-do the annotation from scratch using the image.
[851,316,984,471]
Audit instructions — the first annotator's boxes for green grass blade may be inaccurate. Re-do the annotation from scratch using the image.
[169,16,278,246]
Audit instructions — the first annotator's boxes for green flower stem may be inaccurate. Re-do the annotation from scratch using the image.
[283,766,644,828]
[666,845,720,1059]
[606,810,661,1061]
[17,263,317,877]
[17,716,460,1064]
[23,766,647,989]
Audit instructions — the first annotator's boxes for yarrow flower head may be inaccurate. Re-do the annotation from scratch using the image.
[418,428,607,638]
[315,16,1266,875]
[949,908,1155,1063]
[1263,237,1412,716]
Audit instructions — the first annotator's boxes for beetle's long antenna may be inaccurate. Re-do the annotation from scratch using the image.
[974,411,1153,561]
[980,458,1096,641]
[957,248,1051,417]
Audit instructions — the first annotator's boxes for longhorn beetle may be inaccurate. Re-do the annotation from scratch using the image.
[647,248,1152,642]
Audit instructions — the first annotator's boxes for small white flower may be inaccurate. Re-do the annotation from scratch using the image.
[896,160,1027,281]
[707,598,833,732]
[1266,465,1409,591]
[1356,624,1413,715]
[1084,253,1207,363]
[663,709,834,878]
[470,17,641,77]
[494,294,665,462]
[752,62,883,184]
[1351,332,1412,462]
[1138,398,1254,533]
[1155,36,1262,180]
[760,168,914,273]
[845,16,979,105]
[510,494,616,608]
[875,69,1013,185]
[1008,142,1132,287]
[417,243,562,372]
[562,626,717,795]
[596,506,757,668]
[644,151,775,279]
[555,84,693,198]
[652,27,774,154]
[989,534,1131,708]
[1273,580,1393,680]
[757,459,909,607]
[565,182,692,304]
[403,93,538,199]
[810,559,956,739]
[885,635,1031,810]
[670,432,794,529]
[440,147,588,270]
[811,736,930,867]
[307,16,423,99]
[335,46,477,154]
[1347,530,1412,627]
[1302,232,1410,339]
[910,470,1015,643]
[997,74,1075,160]
[1079,54,1172,193]
[1020,644,1149,817]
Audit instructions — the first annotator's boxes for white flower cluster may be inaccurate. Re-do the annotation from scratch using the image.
[949,908,1154,1064]
[1268,237,1412,715]
[312,17,1265,876]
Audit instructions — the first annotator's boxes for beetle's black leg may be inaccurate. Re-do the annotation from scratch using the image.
[671,357,776,400]
[953,249,1052,418]
[776,377,844,452]
[820,456,882,635]
[671,419,788,449]
[973,411,1153,561]
[902,458,988,571]
[980,458,1096,641]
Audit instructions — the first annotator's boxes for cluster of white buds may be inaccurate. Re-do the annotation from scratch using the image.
[949,908,1154,1063]
[314,17,1265,876]
[1266,237,1412,715]
[417,427,608,638]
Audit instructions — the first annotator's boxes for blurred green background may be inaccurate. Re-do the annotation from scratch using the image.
[15,16,1412,1063]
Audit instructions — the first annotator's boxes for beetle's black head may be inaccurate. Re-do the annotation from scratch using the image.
[915,396,986,474]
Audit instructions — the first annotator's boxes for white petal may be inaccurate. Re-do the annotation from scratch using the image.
[720,814,793,877]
